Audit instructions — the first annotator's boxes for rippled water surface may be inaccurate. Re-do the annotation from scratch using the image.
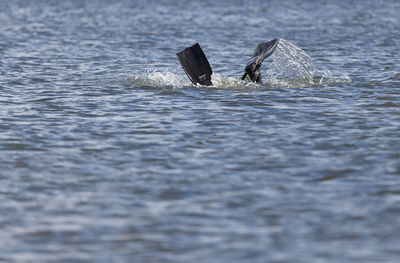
[0,0,399,262]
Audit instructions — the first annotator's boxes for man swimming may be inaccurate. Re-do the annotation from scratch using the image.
[176,38,279,86]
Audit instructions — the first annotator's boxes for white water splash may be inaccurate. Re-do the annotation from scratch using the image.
[266,38,351,86]
[131,39,350,89]
[211,74,259,89]
[268,38,316,82]
[313,69,352,85]
[131,71,256,89]
[132,71,191,88]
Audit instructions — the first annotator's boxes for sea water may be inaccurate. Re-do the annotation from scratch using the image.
[0,0,399,262]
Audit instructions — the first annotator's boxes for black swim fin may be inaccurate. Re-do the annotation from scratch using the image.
[242,38,280,83]
[177,43,213,86]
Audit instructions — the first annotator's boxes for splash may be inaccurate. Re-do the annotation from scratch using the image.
[130,71,256,90]
[266,39,351,87]
[313,69,352,85]
[129,39,350,89]
[131,70,191,88]
[210,74,259,89]
[268,38,315,82]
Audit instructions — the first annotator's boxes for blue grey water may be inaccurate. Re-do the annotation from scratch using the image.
[0,0,399,262]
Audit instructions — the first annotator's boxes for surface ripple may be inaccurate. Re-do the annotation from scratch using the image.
[0,0,399,262]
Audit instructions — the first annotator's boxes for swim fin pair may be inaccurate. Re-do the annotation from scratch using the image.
[176,38,280,86]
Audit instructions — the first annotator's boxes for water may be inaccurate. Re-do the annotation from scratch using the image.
[0,0,399,262]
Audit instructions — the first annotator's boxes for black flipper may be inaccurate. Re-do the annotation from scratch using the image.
[177,43,213,86]
[242,38,280,83]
